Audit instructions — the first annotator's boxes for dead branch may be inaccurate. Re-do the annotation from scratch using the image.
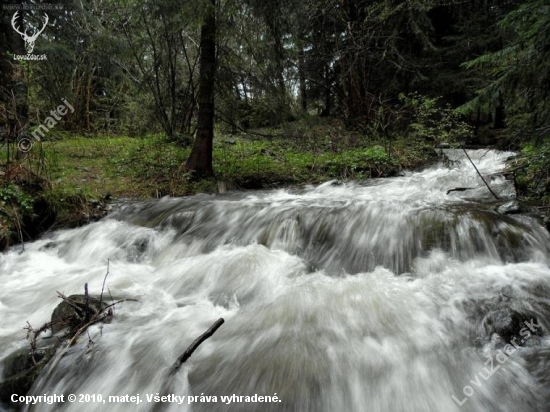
[462,148,499,200]
[102,298,138,311]
[446,187,474,195]
[173,318,224,371]
[99,259,110,306]
[23,321,53,365]
[56,291,85,318]
[66,314,109,348]
[84,283,90,322]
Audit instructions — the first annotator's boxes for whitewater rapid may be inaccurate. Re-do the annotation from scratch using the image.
[1,149,550,411]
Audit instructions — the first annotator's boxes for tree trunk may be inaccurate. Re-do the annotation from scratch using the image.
[298,44,307,112]
[320,65,331,117]
[185,0,216,177]
[494,102,505,129]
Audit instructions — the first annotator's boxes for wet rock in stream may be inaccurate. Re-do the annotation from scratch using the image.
[481,308,543,345]
[51,294,109,334]
[0,344,57,404]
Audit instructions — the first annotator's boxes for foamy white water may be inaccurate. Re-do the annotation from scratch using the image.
[1,149,550,411]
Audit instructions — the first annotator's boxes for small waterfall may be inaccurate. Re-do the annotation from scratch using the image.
[1,149,550,411]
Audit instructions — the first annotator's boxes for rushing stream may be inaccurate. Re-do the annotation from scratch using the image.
[1,149,550,411]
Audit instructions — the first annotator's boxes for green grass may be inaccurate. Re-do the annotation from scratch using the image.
[39,135,180,198]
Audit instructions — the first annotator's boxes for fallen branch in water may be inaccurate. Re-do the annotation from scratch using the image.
[154,317,225,407]
[99,259,110,306]
[84,283,90,322]
[173,318,225,371]
[446,187,474,195]
[66,314,109,348]
[462,148,500,200]
[23,321,53,365]
[56,291,86,319]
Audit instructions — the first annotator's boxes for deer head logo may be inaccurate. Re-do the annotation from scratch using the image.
[11,11,49,54]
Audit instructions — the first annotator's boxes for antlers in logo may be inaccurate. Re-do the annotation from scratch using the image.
[11,11,49,54]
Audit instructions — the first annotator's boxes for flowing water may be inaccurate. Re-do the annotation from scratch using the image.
[1,149,550,411]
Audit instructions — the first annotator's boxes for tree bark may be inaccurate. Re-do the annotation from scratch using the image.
[185,0,216,177]
[494,102,506,129]
[298,44,307,112]
[320,65,332,117]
